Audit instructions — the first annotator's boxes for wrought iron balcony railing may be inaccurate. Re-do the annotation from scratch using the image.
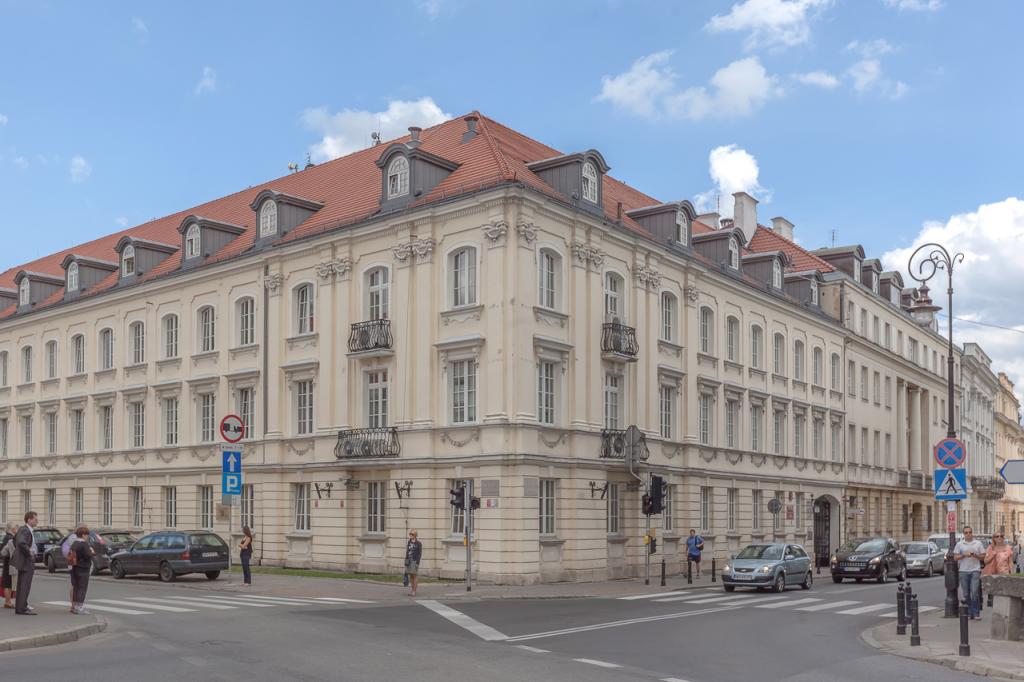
[970,475,1006,500]
[600,428,649,461]
[601,321,639,359]
[334,427,400,459]
[348,319,393,354]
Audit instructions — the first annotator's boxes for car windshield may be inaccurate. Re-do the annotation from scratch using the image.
[932,537,952,550]
[34,529,63,543]
[189,534,226,548]
[838,539,886,554]
[736,545,783,560]
[101,533,135,544]
[903,543,930,554]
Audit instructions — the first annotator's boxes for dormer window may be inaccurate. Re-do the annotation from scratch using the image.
[387,156,409,199]
[185,224,200,259]
[772,260,782,289]
[259,201,278,238]
[853,258,862,282]
[121,245,136,276]
[889,285,900,305]
[810,280,819,305]
[67,262,79,291]
[728,238,739,270]
[675,210,688,245]
[581,162,598,204]
[872,272,879,294]
[18,279,29,306]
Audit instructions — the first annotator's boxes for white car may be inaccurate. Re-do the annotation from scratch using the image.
[928,533,963,554]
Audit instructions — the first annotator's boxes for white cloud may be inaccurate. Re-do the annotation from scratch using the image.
[792,70,840,88]
[194,67,217,95]
[115,217,130,228]
[131,16,148,40]
[417,0,444,18]
[882,197,1024,402]
[597,54,781,121]
[69,155,92,183]
[13,156,28,170]
[301,97,452,162]
[0,114,7,125]
[883,0,942,11]
[846,38,895,59]
[705,0,833,51]
[694,144,772,217]
[846,59,908,99]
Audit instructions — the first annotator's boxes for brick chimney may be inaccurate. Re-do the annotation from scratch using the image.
[462,115,479,143]
[771,216,794,242]
[407,126,422,148]
[733,192,758,245]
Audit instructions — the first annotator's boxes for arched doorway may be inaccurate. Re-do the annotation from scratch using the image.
[813,495,841,567]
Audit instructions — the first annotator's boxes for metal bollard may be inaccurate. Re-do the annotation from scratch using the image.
[711,557,717,583]
[958,599,971,657]
[660,558,666,587]
[687,558,693,584]
[896,583,907,635]
[910,593,921,646]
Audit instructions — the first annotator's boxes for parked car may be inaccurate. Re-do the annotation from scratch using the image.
[44,529,137,575]
[928,533,963,554]
[901,541,945,577]
[109,530,229,582]
[722,543,813,593]
[831,537,907,583]
[31,527,66,564]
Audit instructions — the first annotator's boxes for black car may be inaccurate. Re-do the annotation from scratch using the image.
[31,527,66,564]
[44,529,137,575]
[831,537,907,583]
[110,530,229,582]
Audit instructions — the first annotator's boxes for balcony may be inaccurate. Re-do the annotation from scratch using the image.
[909,472,924,489]
[971,475,1006,500]
[600,428,649,462]
[348,319,393,357]
[334,427,400,459]
[601,322,639,362]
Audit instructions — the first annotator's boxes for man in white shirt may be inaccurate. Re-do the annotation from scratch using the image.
[953,525,985,620]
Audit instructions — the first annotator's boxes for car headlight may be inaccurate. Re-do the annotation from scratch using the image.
[912,560,923,566]
[830,555,837,564]
[759,565,773,574]
[723,563,731,572]
[869,556,881,565]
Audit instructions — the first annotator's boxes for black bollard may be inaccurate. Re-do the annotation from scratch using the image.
[896,583,907,635]
[910,593,921,646]
[687,558,693,584]
[660,558,666,587]
[958,599,971,657]
[712,557,717,583]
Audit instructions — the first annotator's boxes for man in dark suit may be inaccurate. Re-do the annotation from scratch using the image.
[12,511,38,615]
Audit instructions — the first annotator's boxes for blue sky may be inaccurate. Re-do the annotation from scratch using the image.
[2,0,1024,389]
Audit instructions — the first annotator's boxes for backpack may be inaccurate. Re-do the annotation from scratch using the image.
[61,536,75,559]
[66,541,79,568]
[0,539,13,560]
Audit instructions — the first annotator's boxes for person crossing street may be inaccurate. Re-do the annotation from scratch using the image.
[954,525,986,620]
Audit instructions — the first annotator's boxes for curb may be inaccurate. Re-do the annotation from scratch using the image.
[860,623,1024,681]
[0,617,107,653]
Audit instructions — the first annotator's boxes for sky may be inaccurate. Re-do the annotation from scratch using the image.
[2,0,1023,402]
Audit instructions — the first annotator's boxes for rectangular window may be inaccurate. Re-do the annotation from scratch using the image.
[163,486,177,527]
[72,408,84,452]
[0,418,7,457]
[537,361,556,426]
[131,487,143,527]
[73,336,85,374]
[101,487,112,527]
[200,393,216,443]
[450,360,477,425]
[539,478,556,534]
[885,433,892,467]
[860,427,868,464]
[164,316,179,358]
[367,370,389,428]
[726,399,738,449]
[198,485,213,530]
[241,484,254,530]
[873,372,880,404]
[200,308,216,353]
[750,404,763,452]
[884,376,892,408]
[46,412,57,455]
[606,483,622,534]
[849,424,857,464]
[46,488,56,524]
[236,388,254,440]
[700,486,712,531]
[296,380,314,435]
[366,481,386,533]
[74,488,84,523]
[659,385,674,439]
[603,373,621,430]
[831,423,841,462]
[22,414,32,456]
[727,487,737,531]
[449,479,467,535]
[101,405,113,450]
[0,491,6,526]
[873,430,881,466]
[848,361,856,397]
[794,413,805,458]
[100,330,113,370]
[539,251,557,310]
[164,397,178,446]
[752,489,763,530]
[21,489,31,515]
[130,401,145,448]
[46,342,57,379]
[860,367,868,401]
[698,393,712,445]
[661,293,674,342]
[773,410,785,455]
[451,249,477,308]
[296,285,315,335]
[131,323,145,364]
[663,484,674,532]
[294,483,311,531]
[795,492,805,530]
[773,491,783,530]
[238,299,255,346]
[813,418,824,458]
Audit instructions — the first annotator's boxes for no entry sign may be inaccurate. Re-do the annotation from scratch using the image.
[220,414,245,443]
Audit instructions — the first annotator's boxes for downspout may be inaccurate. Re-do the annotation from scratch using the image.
[260,263,269,566]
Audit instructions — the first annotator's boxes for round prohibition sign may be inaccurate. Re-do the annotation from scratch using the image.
[220,414,245,443]
[934,438,965,469]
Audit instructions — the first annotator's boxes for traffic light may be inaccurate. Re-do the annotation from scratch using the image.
[649,475,666,515]
[642,493,652,516]
[470,496,481,511]
[450,486,466,510]
[649,537,658,554]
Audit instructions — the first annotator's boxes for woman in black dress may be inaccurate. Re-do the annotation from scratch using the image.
[2,521,16,609]
[69,526,94,615]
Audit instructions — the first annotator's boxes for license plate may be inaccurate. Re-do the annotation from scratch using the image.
[203,552,218,558]
[844,567,859,572]
[733,574,753,580]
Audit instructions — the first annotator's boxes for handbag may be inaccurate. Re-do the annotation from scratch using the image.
[0,539,13,560]
[402,572,409,587]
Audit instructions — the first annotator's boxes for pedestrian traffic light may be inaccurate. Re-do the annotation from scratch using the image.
[642,493,652,516]
[649,475,666,515]
[470,496,481,511]
[649,537,658,554]
[450,486,465,510]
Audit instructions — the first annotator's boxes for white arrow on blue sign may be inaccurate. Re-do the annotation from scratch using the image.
[222,451,242,474]
[999,460,1024,485]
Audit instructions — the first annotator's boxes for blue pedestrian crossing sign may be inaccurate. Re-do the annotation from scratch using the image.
[222,451,242,494]
[934,468,967,501]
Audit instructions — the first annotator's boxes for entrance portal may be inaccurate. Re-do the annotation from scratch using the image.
[813,495,841,567]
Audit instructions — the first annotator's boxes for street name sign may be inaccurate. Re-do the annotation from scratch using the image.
[934,467,967,501]
[999,460,1024,485]
[220,414,245,443]
[222,449,242,495]
[934,438,966,470]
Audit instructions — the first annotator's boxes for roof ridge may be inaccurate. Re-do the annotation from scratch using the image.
[474,113,514,181]
[754,225,834,271]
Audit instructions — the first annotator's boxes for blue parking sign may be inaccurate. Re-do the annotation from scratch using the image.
[222,473,242,495]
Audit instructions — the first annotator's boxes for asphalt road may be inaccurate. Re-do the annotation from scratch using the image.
[0,570,979,681]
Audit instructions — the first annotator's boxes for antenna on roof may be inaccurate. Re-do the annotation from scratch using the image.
[370,131,381,146]
[288,162,299,173]
[304,152,315,170]
[831,229,836,247]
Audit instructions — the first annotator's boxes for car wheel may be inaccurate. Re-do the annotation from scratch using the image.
[832,575,843,584]
[723,584,735,592]
[205,570,221,580]
[926,563,934,578]
[46,554,56,574]
[855,578,863,583]
[111,560,125,579]
[877,566,888,584]
[772,572,786,593]
[801,571,813,590]
[158,562,176,583]
[91,562,103,576]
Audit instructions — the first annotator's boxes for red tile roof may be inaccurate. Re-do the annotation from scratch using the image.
[749,225,835,273]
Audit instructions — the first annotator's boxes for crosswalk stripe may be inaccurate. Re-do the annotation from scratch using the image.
[756,598,821,609]
[179,596,276,607]
[44,600,153,615]
[313,597,375,604]
[713,595,790,607]
[91,598,196,613]
[675,594,761,604]
[619,591,691,600]
[222,595,323,605]
[836,603,892,615]
[795,600,861,612]
[128,597,237,610]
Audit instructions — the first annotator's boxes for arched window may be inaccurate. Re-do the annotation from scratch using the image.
[772,260,782,289]
[18,279,29,306]
[67,262,79,292]
[830,353,841,389]
[387,156,409,198]
[185,224,201,259]
[726,316,740,362]
[660,292,676,342]
[538,249,560,310]
[367,268,389,320]
[751,325,764,369]
[198,306,216,352]
[581,161,598,203]
[21,346,32,383]
[699,307,714,355]
[812,347,824,386]
[129,321,145,365]
[71,334,85,374]
[675,210,688,245]
[121,245,136,276]
[728,238,739,269]
[99,328,114,370]
[773,333,785,375]
[604,272,623,322]
[162,314,179,358]
[294,284,315,335]
[259,200,278,238]
[0,351,7,387]
[450,247,478,308]
[236,298,255,346]
[45,340,57,379]
[793,340,805,381]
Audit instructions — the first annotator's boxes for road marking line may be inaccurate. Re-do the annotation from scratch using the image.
[573,658,621,669]
[418,600,508,641]
[662,678,692,682]
[679,594,768,604]
[881,606,939,618]
[654,592,736,603]
[151,641,178,652]
[175,596,276,607]
[836,603,892,615]
[504,606,740,642]
[182,656,207,667]
[128,597,237,610]
[619,591,691,600]
[756,598,821,609]
[515,645,550,653]
[313,597,376,604]
[713,595,791,606]
[222,595,322,604]
[92,598,196,613]
[795,600,861,612]
[44,600,152,615]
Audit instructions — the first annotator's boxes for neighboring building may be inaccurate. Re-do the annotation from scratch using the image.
[995,372,1024,534]
[0,112,1007,583]
[957,342,1002,533]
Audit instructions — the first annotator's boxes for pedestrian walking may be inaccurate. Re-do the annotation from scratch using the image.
[953,525,986,620]
[686,529,705,578]
[405,530,422,597]
[12,511,38,615]
[239,526,254,586]
[1,521,17,609]
[68,526,94,615]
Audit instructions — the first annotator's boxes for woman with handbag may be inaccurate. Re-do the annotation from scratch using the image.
[68,526,95,615]
[1,521,17,609]
[239,526,254,586]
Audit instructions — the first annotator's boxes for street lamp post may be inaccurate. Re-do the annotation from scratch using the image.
[907,242,964,618]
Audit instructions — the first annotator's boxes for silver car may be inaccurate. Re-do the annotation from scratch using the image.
[901,541,945,577]
[722,543,813,593]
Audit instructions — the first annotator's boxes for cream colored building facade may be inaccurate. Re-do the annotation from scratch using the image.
[995,372,1024,534]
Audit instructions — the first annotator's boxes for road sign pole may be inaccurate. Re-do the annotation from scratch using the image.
[465,481,473,593]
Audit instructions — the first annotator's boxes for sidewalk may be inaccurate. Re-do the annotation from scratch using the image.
[862,606,1024,680]
[0,609,106,652]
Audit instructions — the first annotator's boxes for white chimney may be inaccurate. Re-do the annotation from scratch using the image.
[696,212,720,229]
[771,216,794,242]
[733,192,758,245]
